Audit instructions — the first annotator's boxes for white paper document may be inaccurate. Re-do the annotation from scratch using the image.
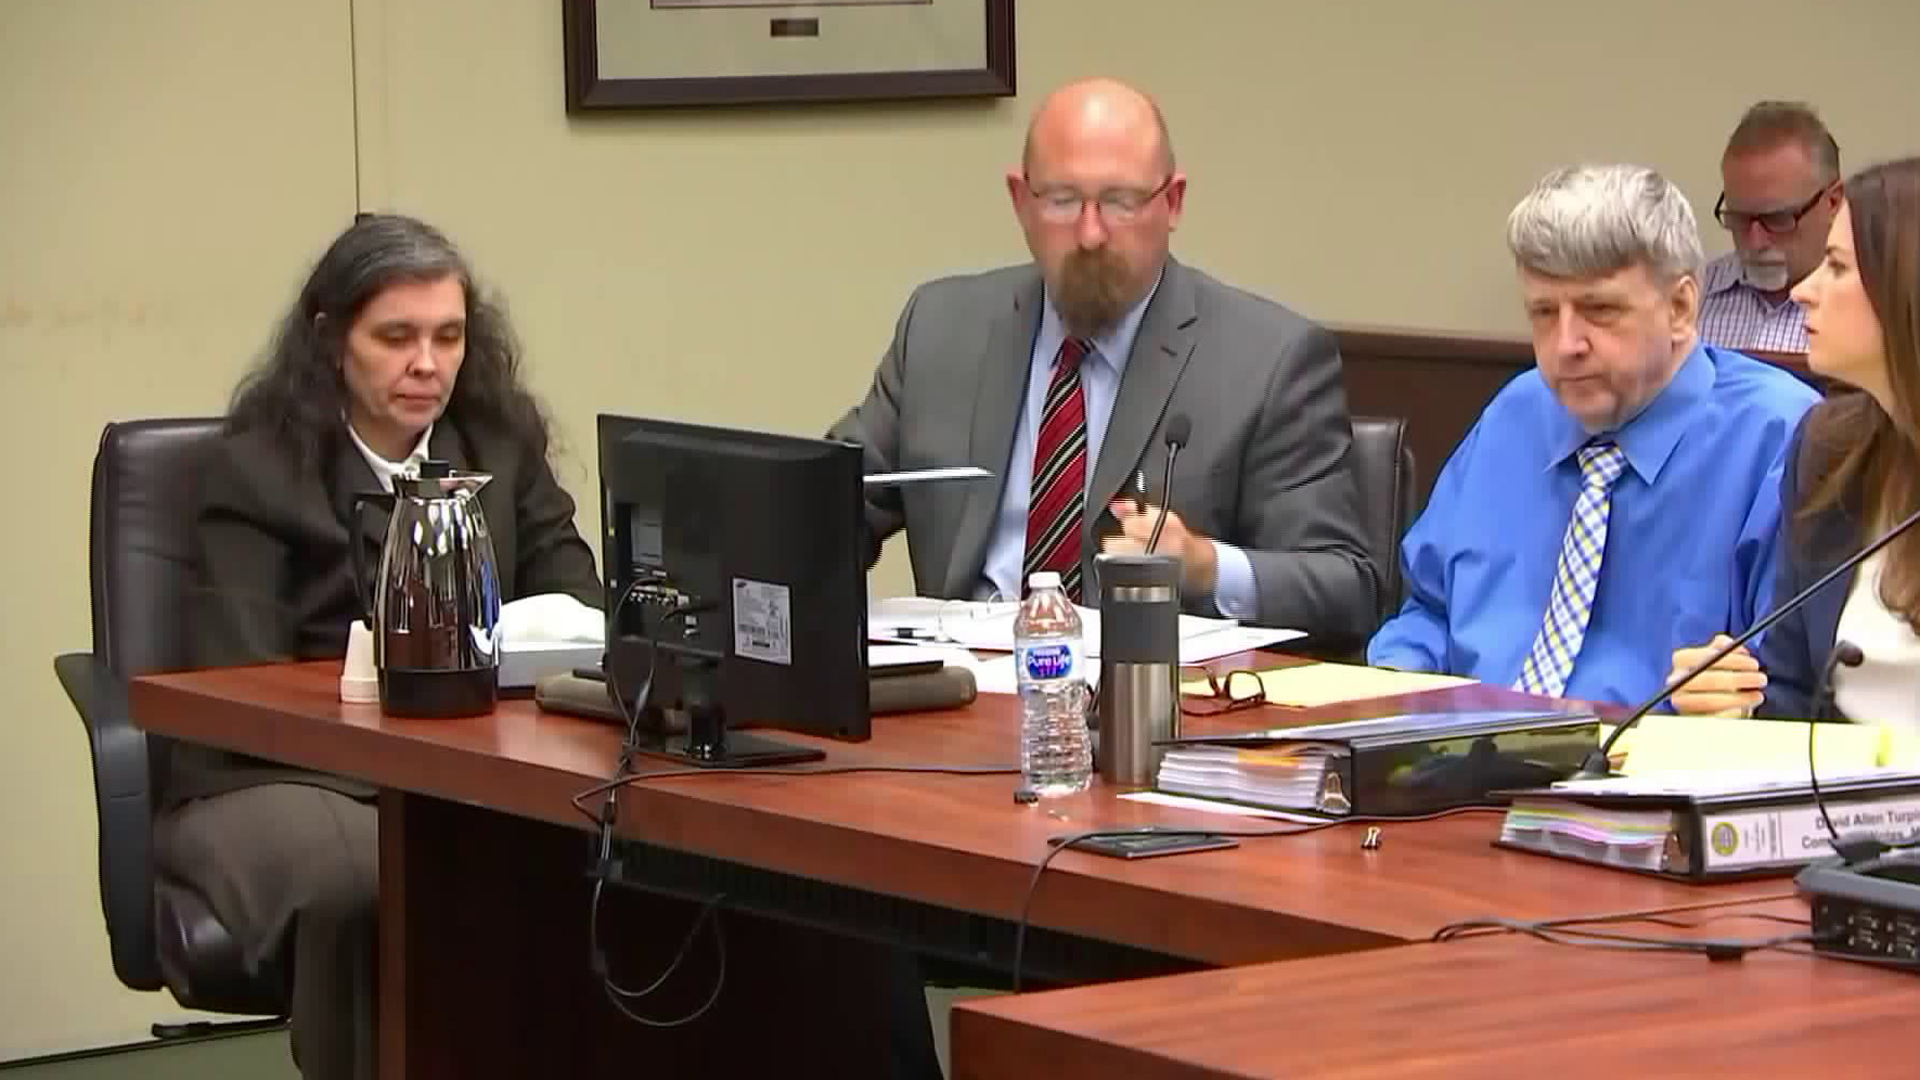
[1117,791,1329,824]
[868,596,1302,664]
[867,644,947,671]
[1550,766,1920,798]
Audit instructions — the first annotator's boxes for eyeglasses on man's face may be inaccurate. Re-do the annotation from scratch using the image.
[1023,173,1174,226]
[1713,185,1832,236]
[1179,668,1266,717]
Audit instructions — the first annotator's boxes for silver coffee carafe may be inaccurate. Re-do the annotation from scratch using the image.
[352,460,502,717]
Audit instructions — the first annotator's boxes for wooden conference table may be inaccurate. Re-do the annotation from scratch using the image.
[952,901,1919,1080]
[131,656,1796,1077]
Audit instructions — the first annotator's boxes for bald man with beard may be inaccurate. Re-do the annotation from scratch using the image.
[832,77,1376,647]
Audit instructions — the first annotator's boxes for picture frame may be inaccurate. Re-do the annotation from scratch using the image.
[562,0,1016,111]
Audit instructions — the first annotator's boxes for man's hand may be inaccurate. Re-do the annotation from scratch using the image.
[1104,499,1218,596]
[1667,634,1768,717]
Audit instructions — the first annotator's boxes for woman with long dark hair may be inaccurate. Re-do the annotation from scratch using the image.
[1672,158,1920,728]
[157,214,600,1079]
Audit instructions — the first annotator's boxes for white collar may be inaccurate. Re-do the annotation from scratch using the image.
[346,421,435,494]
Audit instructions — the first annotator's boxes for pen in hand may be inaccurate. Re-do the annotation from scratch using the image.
[1131,468,1149,514]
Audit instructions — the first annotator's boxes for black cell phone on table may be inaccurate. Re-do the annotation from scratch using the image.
[1047,829,1239,859]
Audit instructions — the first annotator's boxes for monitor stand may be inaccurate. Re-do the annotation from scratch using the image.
[639,653,824,770]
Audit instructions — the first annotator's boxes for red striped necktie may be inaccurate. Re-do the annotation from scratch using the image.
[1023,336,1091,601]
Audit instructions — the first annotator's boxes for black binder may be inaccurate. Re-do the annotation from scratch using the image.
[1156,709,1601,818]
[1495,774,1920,881]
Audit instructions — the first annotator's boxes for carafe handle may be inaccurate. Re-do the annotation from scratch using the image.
[351,492,396,621]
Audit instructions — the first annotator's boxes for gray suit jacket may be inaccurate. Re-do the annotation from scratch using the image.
[831,258,1378,646]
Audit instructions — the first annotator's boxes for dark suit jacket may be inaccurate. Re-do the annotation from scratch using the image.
[830,258,1378,646]
[1757,414,1864,720]
[163,416,602,807]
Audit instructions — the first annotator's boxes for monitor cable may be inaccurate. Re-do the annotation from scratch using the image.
[586,580,725,1028]
[1436,907,1820,957]
[1009,806,1504,992]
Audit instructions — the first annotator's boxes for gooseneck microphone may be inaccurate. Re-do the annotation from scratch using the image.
[1809,640,1865,849]
[1569,503,1920,781]
[1815,640,1866,722]
[1145,415,1191,555]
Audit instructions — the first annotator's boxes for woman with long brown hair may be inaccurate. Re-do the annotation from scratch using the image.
[161,214,602,1079]
[1673,157,1920,725]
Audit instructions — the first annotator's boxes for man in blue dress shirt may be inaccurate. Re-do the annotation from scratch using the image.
[1368,164,1820,706]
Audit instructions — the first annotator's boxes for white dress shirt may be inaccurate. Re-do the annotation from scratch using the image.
[1831,552,1920,736]
[346,421,434,494]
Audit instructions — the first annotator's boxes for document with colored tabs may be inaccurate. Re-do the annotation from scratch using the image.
[1498,715,1920,879]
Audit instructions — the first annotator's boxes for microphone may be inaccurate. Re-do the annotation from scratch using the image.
[1815,640,1865,721]
[1569,503,1920,781]
[1145,415,1191,554]
[1809,640,1864,854]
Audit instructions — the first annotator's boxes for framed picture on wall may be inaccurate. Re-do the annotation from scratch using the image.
[562,0,1015,111]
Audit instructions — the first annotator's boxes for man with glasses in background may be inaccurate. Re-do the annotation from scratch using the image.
[833,77,1376,647]
[1698,101,1843,354]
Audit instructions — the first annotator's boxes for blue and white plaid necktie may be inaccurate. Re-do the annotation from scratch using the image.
[1515,442,1628,698]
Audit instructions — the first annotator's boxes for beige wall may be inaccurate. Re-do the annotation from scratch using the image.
[3,0,1916,1058]
[0,0,356,1058]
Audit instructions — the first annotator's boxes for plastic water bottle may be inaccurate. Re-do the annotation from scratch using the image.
[1016,571,1092,796]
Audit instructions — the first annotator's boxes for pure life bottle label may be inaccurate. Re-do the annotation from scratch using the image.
[1021,643,1077,681]
[1015,571,1091,796]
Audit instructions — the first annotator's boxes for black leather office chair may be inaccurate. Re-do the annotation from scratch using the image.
[53,418,288,1035]
[1348,416,1419,628]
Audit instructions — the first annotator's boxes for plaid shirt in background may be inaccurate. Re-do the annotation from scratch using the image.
[1697,251,1810,353]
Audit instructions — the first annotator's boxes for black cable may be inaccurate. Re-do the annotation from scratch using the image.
[1810,641,1865,857]
[590,879,726,1008]
[578,764,1019,1026]
[1008,805,1504,992]
[1430,915,1819,960]
[583,585,1023,1026]
[570,763,1023,825]
[596,892,729,1028]
[1809,718,1844,852]
[586,582,726,1028]
[1430,904,1807,941]
[1595,911,1812,931]
[582,588,1021,1026]
[1530,907,1808,932]
[604,579,694,754]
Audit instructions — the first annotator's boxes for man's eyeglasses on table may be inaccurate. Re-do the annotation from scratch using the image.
[1179,668,1267,716]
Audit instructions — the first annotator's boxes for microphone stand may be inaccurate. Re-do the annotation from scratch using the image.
[1145,438,1181,555]
[1809,641,1864,853]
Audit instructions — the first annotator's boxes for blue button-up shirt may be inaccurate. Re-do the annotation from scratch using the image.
[978,277,1258,613]
[1367,344,1819,706]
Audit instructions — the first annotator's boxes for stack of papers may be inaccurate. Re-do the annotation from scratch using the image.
[1609,713,1906,775]
[1179,662,1473,708]
[868,596,1303,664]
[1550,766,1920,797]
[1500,799,1677,873]
[1156,743,1349,813]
